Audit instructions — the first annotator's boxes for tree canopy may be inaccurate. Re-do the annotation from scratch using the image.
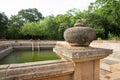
[0,0,120,40]
[83,0,120,39]
[0,12,8,38]
[18,8,43,22]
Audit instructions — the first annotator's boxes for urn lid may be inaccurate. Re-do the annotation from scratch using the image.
[64,19,96,47]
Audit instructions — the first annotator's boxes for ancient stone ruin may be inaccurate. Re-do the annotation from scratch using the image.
[54,19,112,80]
[0,19,113,80]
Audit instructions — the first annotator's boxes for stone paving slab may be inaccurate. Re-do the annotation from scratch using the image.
[101,71,120,80]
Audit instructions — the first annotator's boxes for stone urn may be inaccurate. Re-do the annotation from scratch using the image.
[64,19,96,46]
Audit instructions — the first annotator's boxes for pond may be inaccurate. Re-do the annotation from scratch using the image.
[0,50,60,64]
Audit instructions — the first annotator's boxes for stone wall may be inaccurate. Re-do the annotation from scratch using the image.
[0,47,13,60]
[11,40,57,50]
[0,60,74,80]
[0,42,13,60]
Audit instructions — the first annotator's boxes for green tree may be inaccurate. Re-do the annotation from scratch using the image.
[6,15,24,39]
[20,15,59,40]
[9,15,24,27]
[18,8,43,22]
[55,14,72,39]
[40,15,59,39]
[7,8,44,39]
[0,12,8,39]
[83,0,120,39]
[20,22,41,39]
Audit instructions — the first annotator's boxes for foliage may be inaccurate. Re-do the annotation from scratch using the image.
[1,0,120,40]
[6,8,43,39]
[9,15,24,27]
[7,26,21,39]
[20,22,41,39]
[18,8,43,22]
[108,32,120,40]
[0,12,8,38]
[6,15,24,39]
[94,26,105,38]
[83,0,120,39]
[39,15,59,39]
[20,15,58,39]
[97,37,102,40]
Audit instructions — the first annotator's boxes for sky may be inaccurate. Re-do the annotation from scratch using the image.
[0,0,95,17]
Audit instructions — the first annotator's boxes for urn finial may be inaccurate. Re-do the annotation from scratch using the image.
[74,19,84,27]
[64,19,96,47]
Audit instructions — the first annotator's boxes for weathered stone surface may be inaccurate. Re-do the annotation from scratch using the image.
[2,60,74,80]
[54,41,112,62]
[54,41,112,80]
[12,40,56,50]
[110,63,120,72]
[64,19,96,46]
[0,47,13,60]
[101,71,120,80]
[90,41,120,74]
[64,27,96,46]
[0,64,9,80]
[28,74,73,80]
[90,40,120,58]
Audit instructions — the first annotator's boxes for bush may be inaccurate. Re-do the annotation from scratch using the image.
[108,32,120,40]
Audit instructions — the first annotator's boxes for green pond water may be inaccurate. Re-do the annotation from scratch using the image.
[0,50,60,64]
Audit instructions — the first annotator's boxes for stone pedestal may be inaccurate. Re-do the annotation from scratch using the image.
[54,41,112,80]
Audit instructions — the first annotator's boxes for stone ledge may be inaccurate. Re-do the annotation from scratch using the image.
[0,60,74,80]
[54,42,112,62]
[0,47,13,60]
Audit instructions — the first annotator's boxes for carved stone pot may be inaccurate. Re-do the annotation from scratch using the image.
[64,19,96,46]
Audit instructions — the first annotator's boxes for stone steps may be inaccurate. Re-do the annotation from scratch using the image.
[101,56,120,65]
[112,50,120,58]
[100,71,120,80]
[100,56,120,74]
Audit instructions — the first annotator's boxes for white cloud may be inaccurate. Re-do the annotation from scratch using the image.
[0,0,95,17]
